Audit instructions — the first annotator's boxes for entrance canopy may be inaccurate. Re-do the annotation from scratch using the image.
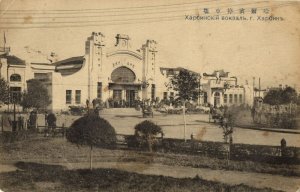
[109,82,142,90]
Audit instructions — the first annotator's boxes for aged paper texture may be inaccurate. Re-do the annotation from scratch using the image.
[0,0,299,191]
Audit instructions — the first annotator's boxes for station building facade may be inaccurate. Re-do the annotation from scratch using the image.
[0,32,256,111]
[39,33,166,111]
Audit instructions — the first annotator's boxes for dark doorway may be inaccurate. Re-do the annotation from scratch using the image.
[126,90,135,107]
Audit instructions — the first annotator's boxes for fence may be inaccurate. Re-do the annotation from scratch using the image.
[124,135,300,163]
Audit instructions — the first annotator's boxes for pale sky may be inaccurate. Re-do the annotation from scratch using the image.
[0,0,299,89]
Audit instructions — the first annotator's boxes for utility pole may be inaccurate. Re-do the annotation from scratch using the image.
[198,74,201,105]
[12,97,16,132]
[252,77,255,106]
[183,100,187,142]
[7,63,10,112]
[258,77,261,98]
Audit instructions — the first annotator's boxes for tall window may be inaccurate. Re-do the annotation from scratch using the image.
[10,87,21,103]
[224,94,228,103]
[10,74,21,82]
[170,92,174,101]
[151,84,155,101]
[229,94,233,104]
[75,90,81,104]
[66,90,72,104]
[234,94,238,103]
[97,82,102,99]
[214,92,220,107]
[163,92,168,100]
[239,94,243,103]
[113,90,122,101]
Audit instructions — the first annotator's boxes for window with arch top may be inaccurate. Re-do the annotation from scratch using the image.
[10,74,21,82]
[111,66,136,83]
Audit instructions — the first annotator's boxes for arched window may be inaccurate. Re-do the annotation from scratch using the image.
[214,92,221,107]
[111,66,136,83]
[10,74,21,82]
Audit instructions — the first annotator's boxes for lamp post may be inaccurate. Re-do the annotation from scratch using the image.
[198,74,201,105]
[7,63,10,112]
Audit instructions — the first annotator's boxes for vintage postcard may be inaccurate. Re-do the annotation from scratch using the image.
[0,0,299,191]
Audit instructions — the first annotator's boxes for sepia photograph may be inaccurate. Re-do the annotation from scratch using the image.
[0,0,299,191]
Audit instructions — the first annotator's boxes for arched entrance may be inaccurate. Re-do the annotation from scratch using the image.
[110,66,140,107]
[111,66,136,83]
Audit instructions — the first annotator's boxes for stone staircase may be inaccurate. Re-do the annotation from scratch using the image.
[100,108,141,115]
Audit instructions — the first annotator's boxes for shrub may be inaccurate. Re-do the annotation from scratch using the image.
[66,114,117,170]
[134,120,163,152]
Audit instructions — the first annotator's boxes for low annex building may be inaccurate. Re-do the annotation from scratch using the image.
[201,70,254,107]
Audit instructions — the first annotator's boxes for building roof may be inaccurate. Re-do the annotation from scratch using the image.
[203,70,229,77]
[0,54,25,65]
[53,56,84,67]
[160,67,200,76]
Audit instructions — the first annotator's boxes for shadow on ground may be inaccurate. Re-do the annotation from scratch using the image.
[114,115,144,119]
[0,161,280,192]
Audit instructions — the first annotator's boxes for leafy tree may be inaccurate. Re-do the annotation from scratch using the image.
[21,79,51,110]
[170,70,200,101]
[134,120,163,152]
[263,89,282,105]
[281,86,298,104]
[263,86,298,105]
[170,69,200,141]
[66,114,117,170]
[0,78,9,104]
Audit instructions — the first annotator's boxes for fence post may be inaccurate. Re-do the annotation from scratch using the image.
[1,115,3,133]
[62,123,65,138]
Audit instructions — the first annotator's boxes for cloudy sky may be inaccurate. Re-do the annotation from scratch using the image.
[0,0,299,89]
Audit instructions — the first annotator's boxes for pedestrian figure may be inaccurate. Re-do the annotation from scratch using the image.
[28,110,37,129]
[281,138,287,157]
[46,112,57,136]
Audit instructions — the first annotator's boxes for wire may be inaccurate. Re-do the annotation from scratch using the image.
[0,2,295,29]
[0,1,268,20]
[1,0,221,13]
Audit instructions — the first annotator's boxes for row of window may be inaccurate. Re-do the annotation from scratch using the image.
[224,94,243,104]
[163,92,174,100]
[66,90,81,104]
[66,83,103,104]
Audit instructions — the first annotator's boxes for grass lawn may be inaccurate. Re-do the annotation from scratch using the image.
[0,162,280,192]
[1,137,299,177]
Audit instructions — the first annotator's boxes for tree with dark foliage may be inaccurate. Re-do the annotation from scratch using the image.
[21,79,51,110]
[170,69,199,102]
[134,120,163,152]
[0,78,9,104]
[66,114,117,170]
[263,86,298,105]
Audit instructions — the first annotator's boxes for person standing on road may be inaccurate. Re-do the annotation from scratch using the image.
[46,112,57,136]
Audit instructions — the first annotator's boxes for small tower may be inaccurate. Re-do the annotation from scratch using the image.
[85,32,106,101]
[141,40,157,100]
[115,34,130,49]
